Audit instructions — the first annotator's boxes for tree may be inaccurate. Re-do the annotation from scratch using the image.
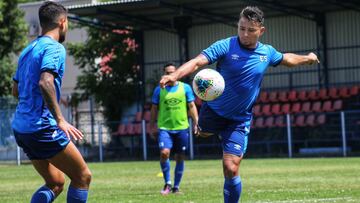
[0,0,28,96]
[68,27,140,130]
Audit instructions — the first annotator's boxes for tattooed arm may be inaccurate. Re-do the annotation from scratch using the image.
[39,71,83,140]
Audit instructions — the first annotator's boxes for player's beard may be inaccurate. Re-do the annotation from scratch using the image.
[59,31,66,43]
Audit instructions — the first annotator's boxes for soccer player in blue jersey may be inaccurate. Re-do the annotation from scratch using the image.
[11,2,91,203]
[160,6,319,203]
[150,63,199,195]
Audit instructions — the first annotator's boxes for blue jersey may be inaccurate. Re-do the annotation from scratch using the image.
[152,82,195,105]
[201,36,283,121]
[12,36,66,133]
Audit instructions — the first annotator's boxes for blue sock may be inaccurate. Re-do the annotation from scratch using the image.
[67,185,88,203]
[160,159,171,185]
[31,185,55,203]
[174,161,184,188]
[224,176,242,203]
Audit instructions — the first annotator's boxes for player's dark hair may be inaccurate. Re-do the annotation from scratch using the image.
[163,62,176,71]
[39,1,67,31]
[240,6,264,25]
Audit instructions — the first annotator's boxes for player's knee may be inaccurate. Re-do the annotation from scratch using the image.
[80,168,92,186]
[73,168,92,188]
[160,150,170,160]
[223,163,239,178]
[46,179,65,196]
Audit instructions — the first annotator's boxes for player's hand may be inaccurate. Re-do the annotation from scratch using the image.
[149,124,157,140]
[307,52,320,65]
[57,119,84,141]
[193,123,199,137]
[159,74,177,88]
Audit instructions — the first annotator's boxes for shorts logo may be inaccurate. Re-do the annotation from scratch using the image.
[159,142,164,147]
[52,130,58,138]
[182,146,186,151]
[234,144,241,151]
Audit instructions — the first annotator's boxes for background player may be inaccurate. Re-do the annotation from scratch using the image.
[150,62,199,195]
[160,6,319,203]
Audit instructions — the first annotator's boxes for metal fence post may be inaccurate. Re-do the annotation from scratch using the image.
[17,146,21,166]
[286,114,293,158]
[189,118,194,160]
[340,111,347,157]
[142,120,147,161]
[98,122,103,162]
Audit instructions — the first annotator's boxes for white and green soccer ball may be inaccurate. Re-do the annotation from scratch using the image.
[192,68,225,101]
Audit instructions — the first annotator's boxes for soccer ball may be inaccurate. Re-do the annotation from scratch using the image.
[192,68,225,101]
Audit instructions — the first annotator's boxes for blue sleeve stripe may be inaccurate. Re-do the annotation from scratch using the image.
[273,54,283,67]
[201,51,213,64]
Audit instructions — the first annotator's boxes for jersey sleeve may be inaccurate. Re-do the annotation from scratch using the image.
[201,37,231,65]
[40,43,65,75]
[151,86,161,105]
[268,45,283,67]
[184,83,195,103]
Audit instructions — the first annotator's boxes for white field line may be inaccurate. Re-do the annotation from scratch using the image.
[254,197,355,203]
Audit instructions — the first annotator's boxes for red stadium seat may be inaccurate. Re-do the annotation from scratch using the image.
[264,117,275,128]
[126,123,135,136]
[134,123,142,135]
[322,100,333,112]
[255,117,265,128]
[350,86,359,96]
[329,87,339,99]
[278,91,288,102]
[143,111,151,122]
[333,99,343,111]
[275,115,286,127]
[262,104,271,116]
[318,88,329,100]
[317,114,326,125]
[339,87,350,98]
[268,91,278,103]
[259,92,269,103]
[294,114,305,127]
[312,101,322,112]
[301,102,311,113]
[298,90,308,101]
[280,103,291,114]
[271,103,281,115]
[288,90,297,102]
[134,111,143,122]
[305,114,316,127]
[112,124,126,136]
[253,105,262,116]
[308,89,319,101]
[291,102,301,114]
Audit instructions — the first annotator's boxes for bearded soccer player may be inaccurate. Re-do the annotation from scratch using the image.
[160,6,319,203]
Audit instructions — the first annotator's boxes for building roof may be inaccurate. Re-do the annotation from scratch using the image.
[67,0,360,32]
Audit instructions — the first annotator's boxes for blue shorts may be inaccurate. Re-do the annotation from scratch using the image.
[158,129,189,154]
[13,127,70,160]
[199,103,250,156]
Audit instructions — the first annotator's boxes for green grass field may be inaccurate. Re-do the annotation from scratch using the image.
[0,158,359,203]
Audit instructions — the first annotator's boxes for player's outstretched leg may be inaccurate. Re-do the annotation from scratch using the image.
[160,148,172,195]
[31,160,66,203]
[223,153,242,203]
[49,142,92,203]
[173,153,185,194]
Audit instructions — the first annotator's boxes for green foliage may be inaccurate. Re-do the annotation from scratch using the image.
[0,0,28,96]
[68,27,139,126]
